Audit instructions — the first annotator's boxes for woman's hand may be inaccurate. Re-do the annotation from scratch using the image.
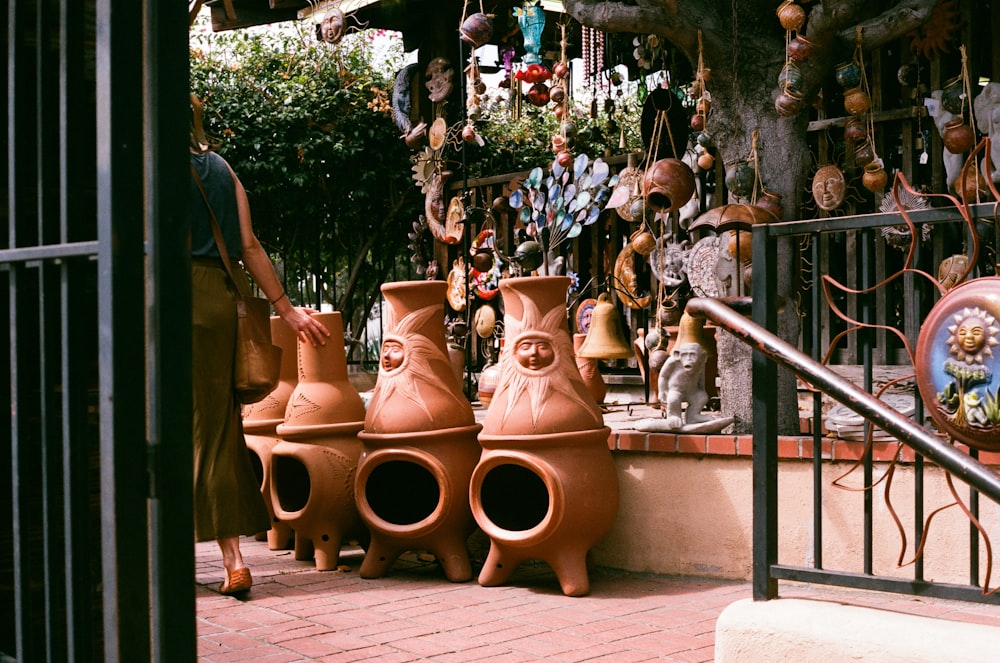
[280,307,330,347]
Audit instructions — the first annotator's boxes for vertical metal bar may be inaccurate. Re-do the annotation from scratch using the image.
[145,3,196,662]
[969,447,980,587]
[811,234,823,570]
[60,0,98,655]
[95,0,150,660]
[751,223,778,600]
[9,1,45,659]
[37,1,68,658]
[861,228,874,575]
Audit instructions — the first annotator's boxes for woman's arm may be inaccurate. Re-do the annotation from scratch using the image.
[229,161,330,347]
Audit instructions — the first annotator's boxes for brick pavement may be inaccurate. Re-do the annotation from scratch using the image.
[195,535,1000,662]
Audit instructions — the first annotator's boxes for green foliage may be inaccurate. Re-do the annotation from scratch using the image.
[467,92,643,178]
[190,23,420,322]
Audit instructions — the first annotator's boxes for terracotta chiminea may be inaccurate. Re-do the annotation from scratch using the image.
[355,280,482,582]
[270,311,369,571]
[470,276,619,596]
[244,317,298,550]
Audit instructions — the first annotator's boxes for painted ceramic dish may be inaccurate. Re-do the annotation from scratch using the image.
[575,298,597,334]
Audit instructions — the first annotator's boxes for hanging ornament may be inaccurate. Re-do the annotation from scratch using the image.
[459,6,494,48]
[776,0,806,32]
[513,1,546,66]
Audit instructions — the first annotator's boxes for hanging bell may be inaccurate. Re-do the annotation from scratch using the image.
[577,293,634,359]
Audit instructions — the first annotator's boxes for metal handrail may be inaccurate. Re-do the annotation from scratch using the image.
[687,296,1000,503]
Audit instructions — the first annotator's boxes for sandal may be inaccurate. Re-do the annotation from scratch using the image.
[220,567,252,595]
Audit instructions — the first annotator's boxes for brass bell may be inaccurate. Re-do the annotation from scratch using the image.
[577,293,634,359]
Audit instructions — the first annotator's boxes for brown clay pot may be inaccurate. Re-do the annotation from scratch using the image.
[271,311,369,570]
[478,359,501,407]
[574,333,607,404]
[956,165,992,203]
[642,158,696,214]
[861,162,888,193]
[942,118,976,154]
[472,276,618,596]
[843,86,871,116]
[356,280,482,581]
[786,33,814,63]
[774,89,803,117]
[776,0,806,32]
[754,190,783,220]
[244,317,298,549]
[844,117,867,143]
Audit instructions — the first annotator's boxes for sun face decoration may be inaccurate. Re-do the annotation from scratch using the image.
[946,307,1000,364]
[368,302,466,425]
[492,293,598,431]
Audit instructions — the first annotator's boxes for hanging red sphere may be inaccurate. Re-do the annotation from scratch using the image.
[527,82,550,106]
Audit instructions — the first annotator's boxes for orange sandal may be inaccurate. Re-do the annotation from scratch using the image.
[220,567,252,595]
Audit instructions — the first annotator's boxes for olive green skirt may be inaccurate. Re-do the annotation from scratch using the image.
[192,261,269,542]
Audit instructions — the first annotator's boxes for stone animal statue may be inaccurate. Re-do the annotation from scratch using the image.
[929,89,964,191]
[974,82,1000,182]
[657,342,711,430]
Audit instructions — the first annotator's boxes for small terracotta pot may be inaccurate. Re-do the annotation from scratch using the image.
[844,117,867,143]
[755,190,783,220]
[843,87,871,116]
[957,165,992,203]
[786,33,814,63]
[459,12,493,47]
[942,118,976,154]
[690,113,705,131]
[630,230,657,256]
[697,152,715,170]
[776,0,806,32]
[642,158,696,214]
[775,89,803,117]
[861,162,888,193]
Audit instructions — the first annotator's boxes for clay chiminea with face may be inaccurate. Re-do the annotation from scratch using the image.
[243,317,298,550]
[270,311,369,571]
[355,280,482,582]
[470,275,620,596]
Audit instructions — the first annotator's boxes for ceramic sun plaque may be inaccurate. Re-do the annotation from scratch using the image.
[915,276,1000,452]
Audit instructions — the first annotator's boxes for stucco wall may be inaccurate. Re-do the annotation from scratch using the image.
[591,452,1000,585]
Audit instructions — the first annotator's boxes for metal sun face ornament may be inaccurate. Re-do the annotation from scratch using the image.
[915,277,1000,452]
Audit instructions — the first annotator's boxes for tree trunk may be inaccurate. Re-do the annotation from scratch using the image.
[562,0,938,433]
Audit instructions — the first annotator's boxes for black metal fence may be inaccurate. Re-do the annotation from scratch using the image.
[694,198,1000,605]
[4,2,195,661]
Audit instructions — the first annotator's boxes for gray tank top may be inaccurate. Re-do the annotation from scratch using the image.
[190,151,243,260]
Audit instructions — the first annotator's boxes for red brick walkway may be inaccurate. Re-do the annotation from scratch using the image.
[195,536,1000,662]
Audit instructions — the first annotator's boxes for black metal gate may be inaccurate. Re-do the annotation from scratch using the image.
[4,2,195,660]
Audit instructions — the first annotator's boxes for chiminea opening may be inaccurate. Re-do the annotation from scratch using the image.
[479,464,549,531]
[248,448,264,488]
[365,460,440,525]
[274,455,310,512]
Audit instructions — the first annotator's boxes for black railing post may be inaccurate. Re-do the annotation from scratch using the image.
[751,222,778,600]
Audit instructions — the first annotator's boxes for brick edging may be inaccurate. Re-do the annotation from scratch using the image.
[607,430,1000,465]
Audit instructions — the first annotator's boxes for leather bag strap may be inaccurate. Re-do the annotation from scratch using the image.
[190,163,250,308]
